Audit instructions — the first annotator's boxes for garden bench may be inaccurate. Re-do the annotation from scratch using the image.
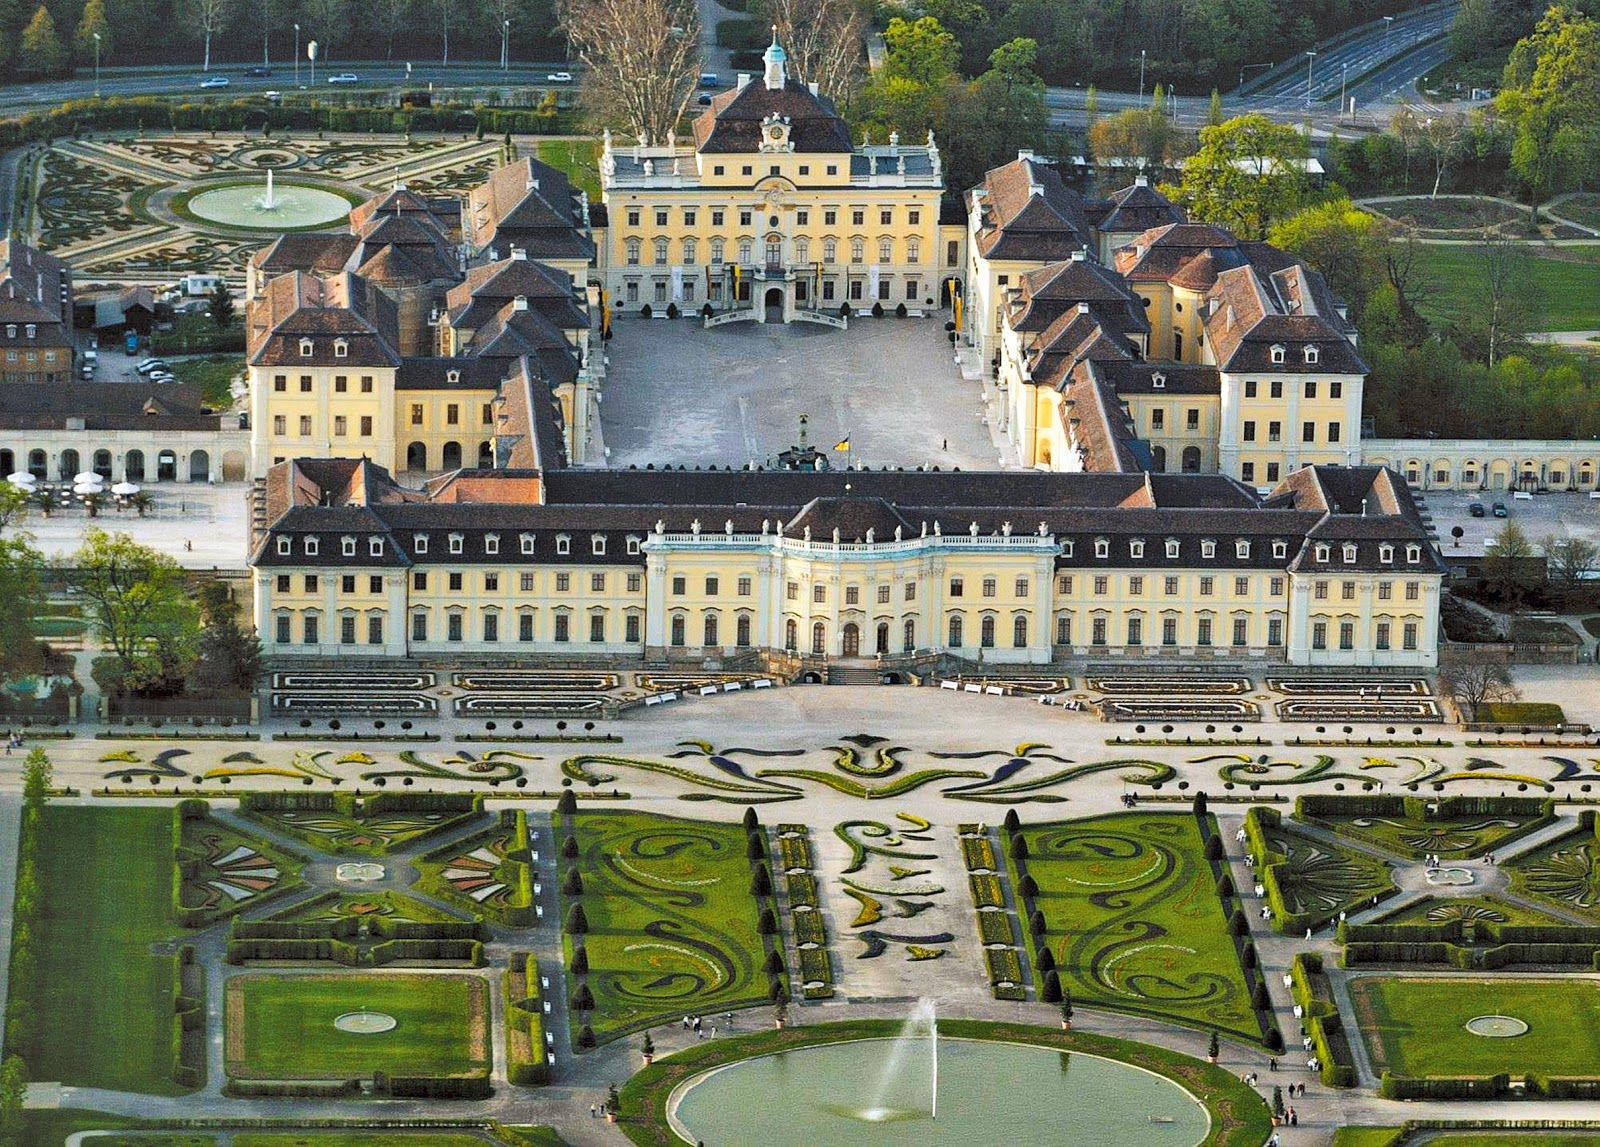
[722,681,742,691]
[940,680,959,690]
[699,685,720,696]
[644,695,663,706]
[984,685,1005,696]
[963,683,983,693]
[660,692,678,703]
[754,679,773,689]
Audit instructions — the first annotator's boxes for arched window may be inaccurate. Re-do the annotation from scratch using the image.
[903,618,916,652]
[736,614,751,647]
[670,615,686,646]
[703,613,719,647]
[1013,615,1029,648]
[948,615,964,648]
[625,238,641,265]
[682,238,697,265]
[1182,446,1202,472]
[739,238,753,263]
[811,622,826,654]
[653,238,669,265]
[823,238,837,263]
[980,615,996,648]
[785,618,798,650]
[851,238,864,263]
[710,237,726,264]
[878,237,893,262]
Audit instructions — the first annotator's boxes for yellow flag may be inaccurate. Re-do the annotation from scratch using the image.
[834,437,850,451]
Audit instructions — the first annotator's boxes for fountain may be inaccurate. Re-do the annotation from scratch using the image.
[183,170,352,231]
[261,167,277,211]
[863,997,938,1121]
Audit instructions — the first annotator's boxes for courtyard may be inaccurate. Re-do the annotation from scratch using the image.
[598,316,1005,471]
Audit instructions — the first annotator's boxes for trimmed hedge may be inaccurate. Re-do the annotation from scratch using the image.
[417,807,535,925]
[1341,918,1600,969]
[775,825,832,999]
[1379,1071,1509,1100]
[505,951,550,1086]
[171,944,205,1088]
[225,916,488,966]
[1287,952,1357,1088]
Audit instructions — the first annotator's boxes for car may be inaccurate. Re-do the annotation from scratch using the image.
[262,90,282,102]
[135,358,169,375]
[697,92,713,105]
[244,66,272,77]
[199,76,230,89]
[1491,501,1508,517]
[698,72,721,87]
[150,373,176,384]
[545,71,574,83]
[327,73,359,84]
[1468,502,1486,517]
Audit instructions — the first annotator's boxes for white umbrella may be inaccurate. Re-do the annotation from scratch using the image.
[111,481,140,496]
[6,472,36,486]
[74,484,102,497]
[74,471,104,485]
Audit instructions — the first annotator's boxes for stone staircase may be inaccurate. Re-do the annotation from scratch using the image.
[827,663,883,685]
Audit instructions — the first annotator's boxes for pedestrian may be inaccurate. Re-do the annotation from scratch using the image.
[941,438,947,450]
[1289,1107,1298,1126]
[1305,926,1313,940]
[590,1104,598,1118]
[710,1025,717,1038]
[1270,1056,1278,1072]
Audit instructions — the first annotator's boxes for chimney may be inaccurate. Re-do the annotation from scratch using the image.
[510,248,528,261]
[1134,174,1149,187]
[1070,248,1086,262]
[736,73,752,90]
[513,295,529,311]
[808,81,819,96]
[1077,302,1089,315]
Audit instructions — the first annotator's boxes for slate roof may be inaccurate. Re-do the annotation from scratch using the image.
[1086,179,1186,235]
[0,381,224,431]
[971,157,1092,261]
[1007,255,1149,337]
[0,240,71,326]
[464,158,595,264]
[692,78,853,154]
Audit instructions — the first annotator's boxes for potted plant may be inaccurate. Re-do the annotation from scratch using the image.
[774,998,788,1029]
[1207,1029,1220,1063]
[1060,989,1073,1030]
[605,1083,620,1122]
[640,1031,654,1066]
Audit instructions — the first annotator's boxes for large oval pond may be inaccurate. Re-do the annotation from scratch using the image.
[670,1037,1209,1146]
[185,183,352,230]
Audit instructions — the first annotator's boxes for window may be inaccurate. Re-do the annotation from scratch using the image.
[1340,580,1355,601]
[445,404,459,426]
[304,614,320,644]
[1200,576,1214,596]
[1201,539,1216,558]
[980,615,996,648]
[1245,380,1257,398]
[1095,538,1109,558]
[1267,463,1280,482]
[1092,616,1107,645]
[412,611,427,642]
[556,535,571,555]
[1198,617,1213,646]
[333,376,348,394]
[1236,540,1251,559]
[1268,618,1283,646]
[1235,576,1249,595]
[448,534,463,555]
[1315,544,1331,563]
[710,238,725,264]
[1312,621,1327,649]
[485,573,500,592]
[1056,615,1072,644]
[905,580,916,601]
[520,613,535,642]
[735,576,751,597]
[1305,345,1320,364]
[1270,577,1284,595]
[625,239,641,265]
[591,613,607,643]
[852,209,865,226]
[485,534,500,555]
[304,539,319,558]
[823,238,837,263]
[1165,538,1180,559]
[298,415,312,436]
[1328,423,1341,443]
[1153,410,1166,431]
[1127,617,1143,645]
[1270,381,1283,398]
[360,376,373,393]
[1303,421,1316,443]
[824,209,837,226]
[1314,580,1328,600]
[739,239,753,263]
[299,339,314,357]
[1164,575,1179,595]
[369,538,383,557]
[1343,544,1358,564]
[877,584,891,604]
[300,375,312,392]
[813,583,826,604]
[627,573,642,593]
[1093,576,1108,595]
[654,238,668,265]
[413,571,428,591]
[795,238,809,263]
[1376,622,1391,650]
[1129,576,1144,595]
[1015,577,1029,597]
[845,584,859,605]
[949,577,964,598]
[521,573,535,592]
[1233,617,1248,646]
[786,581,799,601]
[1406,545,1422,563]
[705,575,720,596]
[1273,541,1288,560]
[1130,539,1145,559]
[1187,408,1200,431]
[276,614,291,643]
[948,615,964,648]
[483,612,500,642]
[1405,581,1420,601]
[879,237,893,262]
[449,572,463,592]
[739,209,752,226]
[1330,381,1344,399]
[341,574,356,593]
[550,572,566,593]
[796,209,808,225]
[555,614,571,643]
[1243,420,1256,442]
[590,535,606,556]
[626,614,641,643]
[1268,421,1282,443]
[521,534,536,555]
[1271,346,1286,365]
[274,375,287,392]
[1163,617,1178,645]
[1339,621,1354,650]
[851,239,864,263]
[736,615,751,647]
[981,577,996,598]
[907,239,920,264]
[1403,622,1418,650]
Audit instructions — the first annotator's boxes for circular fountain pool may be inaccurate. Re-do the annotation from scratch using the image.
[669,1038,1208,1146]
[184,182,353,230]
[1425,867,1475,886]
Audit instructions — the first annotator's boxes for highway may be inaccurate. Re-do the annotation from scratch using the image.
[1248,0,1459,106]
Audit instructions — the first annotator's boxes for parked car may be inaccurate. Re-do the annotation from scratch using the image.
[135,358,169,375]
[150,372,176,384]
[245,66,272,77]
[199,76,230,89]
[545,71,574,83]
[327,73,359,85]
[698,72,721,87]
[1468,502,1486,517]
[1491,501,1508,517]
[697,93,713,105]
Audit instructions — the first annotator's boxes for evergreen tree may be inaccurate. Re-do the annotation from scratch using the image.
[208,281,234,329]
[74,0,111,62]
[18,5,66,76]
[21,747,51,810]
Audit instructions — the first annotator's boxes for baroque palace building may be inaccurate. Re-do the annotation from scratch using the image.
[597,37,965,322]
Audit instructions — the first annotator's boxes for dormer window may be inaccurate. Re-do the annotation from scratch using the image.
[1129,539,1145,558]
[1270,345,1286,365]
[341,536,356,556]
[1094,537,1109,559]
[1201,539,1216,558]
[414,534,429,554]
[276,536,291,555]
[1236,540,1250,559]
[1061,539,1074,557]
[592,535,607,556]
[24,324,34,339]
[1272,540,1288,559]
[556,534,571,555]
[1379,544,1394,564]
[1343,544,1358,564]
[627,535,642,555]
[1304,345,1319,364]
[1315,544,1331,562]
[304,537,319,556]
[447,369,460,384]
[485,534,500,555]
[520,533,536,555]
[1152,372,1166,389]
[333,339,348,359]
[1406,544,1421,563]
[369,538,384,557]
[1166,538,1180,558]
[448,533,464,555]
[299,339,314,357]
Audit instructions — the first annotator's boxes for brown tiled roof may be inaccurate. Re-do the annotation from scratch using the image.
[464,159,595,263]
[1087,180,1186,235]
[446,255,586,331]
[0,381,225,431]
[1060,364,1144,473]
[692,79,853,154]
[247,271,402,367]
[489,355,569,473]
[0,239,70,326]
[1008,255,1149,336]
[252,234,361,277]
[348,187,449,234]
[972,158,1091,260]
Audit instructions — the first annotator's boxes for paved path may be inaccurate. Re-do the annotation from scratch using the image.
[0,792,19,1070]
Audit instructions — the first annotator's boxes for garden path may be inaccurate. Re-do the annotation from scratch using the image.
[0,792,18,1069]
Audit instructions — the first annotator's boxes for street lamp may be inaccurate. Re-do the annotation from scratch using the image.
[1138,48,1147,104]
[262,0,270,67]
[1341,60,1348,123]
[1383,15,1394,53]
[308,39,317,88]
[501,19,510,72]
[1304,49,1316,109]
[92,32,101,99]
[293,23,300,87]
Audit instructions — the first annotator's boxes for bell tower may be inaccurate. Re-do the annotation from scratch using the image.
[763,28,787,90]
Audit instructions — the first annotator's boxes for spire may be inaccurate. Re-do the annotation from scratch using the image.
[764,28,787,90]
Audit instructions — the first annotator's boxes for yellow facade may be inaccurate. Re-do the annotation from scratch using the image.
[250,363,398,474]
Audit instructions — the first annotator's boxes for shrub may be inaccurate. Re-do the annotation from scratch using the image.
[746,832,767,860]
[764,949,785,975]
[758,907,777,935]
[577,1024,596,1049]
[1216,873,1235,897]
[666,302,679,319]
[895,302,908,317]
[557,790,577,814]
[561,834,579,859]
[1242,942,1257,969]
[1229,909,1249,936]
[871,301,884,318]
[570,944,589,976]
[571,983,595,1012]
[1193,791,1209,816]
[1011,835,1030,861]
[1035,946,1055,974]
[743,807,760,832]
[567,904,589,934]
[1252,981,1271,1010]
[1018,873,1039,899]
[1208,1029,1220,1058]
[1040,969,1062,1002]
[750,863,772,897]
[1003,809,1020,833]
[1204,833,1225,861]
[768,976,787,1002]
[1030,909,1046,936]
[562,868,584,897]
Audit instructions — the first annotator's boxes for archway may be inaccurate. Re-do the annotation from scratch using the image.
[875,621,889,655]
[58,448,79,480]
[0,449,12,477]
[442,441,462,470]
[1150,445,1165,472]
[1181,446,1201,473]
[189,450,210,482]
[478,440,493,467]
[124,450,146,482]
[842,622,860,657]
[764,287,784,324]
[27,450,47,479]
[93,450,113,479]
[157,451,177,481]
[406,441,428,471]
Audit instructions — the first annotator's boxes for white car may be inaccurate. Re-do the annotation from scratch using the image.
[545,71,574,83]
[327,73,359,85]
[135,358,169,375]
[199,76,230,89]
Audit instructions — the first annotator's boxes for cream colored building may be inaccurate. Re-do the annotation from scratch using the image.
[598,38,961,322]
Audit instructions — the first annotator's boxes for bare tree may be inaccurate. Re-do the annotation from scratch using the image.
[559,0,700,144]
[371,0,412,59]
[188,0,232,70]
[1542,535,1599,590]
[1421,113,1465,198]
[1439,651,1520,719]
[1476,229,1534,368]
[761,0,866,103]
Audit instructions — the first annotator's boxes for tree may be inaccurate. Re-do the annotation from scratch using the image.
[72,529,200,695]
[18,4,67,76]
[560,0,700,144]
[760,0,866,102]
[1498,6,1600,222]
[186,0,231,70]
[74,0,111,63]
[1543,535,1599,587]
[570,944,589,975]
[1421,113,1466,197]
[189,581,261,696]
[21,746,51,809]
[370,0,412,59]
[1481,519,1538,604]
[0,494,44,683]
[1207,88,1223,126]
[1459,232,1534,369]
[1170,113,1308,238]
[942,38,1050,193]
[1439,651,1520,717]
[1089,106,1183,178]
[0,1055,26,1147]
[881,16,958,86]
[1268,198,1393,316]
[208,281,234,330]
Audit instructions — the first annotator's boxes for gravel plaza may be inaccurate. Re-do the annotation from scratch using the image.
[596,313,1007,471]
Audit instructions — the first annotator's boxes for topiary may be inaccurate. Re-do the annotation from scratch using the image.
[561,834,579,859]
[1035,946,1055,974]
[1204,833,1225,861]
[1242,942,1257,969]
[570,944,589,976]
[571,983,595,1012]
[895,302,907,317]
[871,301,884,318]
[562,868,584,897]
[557,789,578,814]
[1030,908,1046,936]
[764,949,785,975]
[1193,791,1208,817]
[757,906,777,935]
[1011,834,1030,861]
[743,806,760,832]
[1216,872,1235,897]
[1228,908,1248,936]
[746,831,766,860]
[1208,1029,1220,1059]
[666,302,680,319]
[1018,873,1039,900]
[640,302,653,318]
[768,975,787,1002]
[567,903,589,934]
[750,863,772,897]
[577,1024,596,1049]
[1040,968,1062,1003]
[1003,808,1021,833]
[1252,981,1271,1010]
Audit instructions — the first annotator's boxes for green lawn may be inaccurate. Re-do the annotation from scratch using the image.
[1476,701,1567,725]
[1430,1138,1600,1146]
[556,809,775,1045]
[234,1137,492,1146]
[1331,1131,1403,1147]
[1380,894,1567,928]
[167,354,244,408]
[1408,243,1600,332]
[271,890,463,924]
[22,806,190,1093]
[1350,976,1600,1077]
[1007,813,1260,1042]
[226,973,488,1080]
[537,139,602,201]
[1317,811,1546,860]
[1505,826,1600,922]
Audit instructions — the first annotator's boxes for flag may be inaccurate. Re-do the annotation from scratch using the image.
[600,289,611,340]
[834,437,850,451]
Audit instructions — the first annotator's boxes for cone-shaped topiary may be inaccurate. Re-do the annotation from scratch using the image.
[1252,981,1271,1010]
[1003,809,1021,833]
[743,807,760,832]
[1204,833,1225,861]
[1228,908,1248,936]
[1193,791,1208,817]
[1242,942,1257,968]
[562,868,584,897]
[571,983,595,1012]
[641,1032,655,1057]
[1265,1027,1285,1054]
[1041,969,1062,1003]
[570,944,589,976]
[1018,873,1039,900]
[1208,1029,1220,1059]
[747,831,767,860]
[768,975,788,1002]
[1030,908,1047,936]
[764,949,785,975]
[757,907,777,935]
[561,834,579,859]
[750,863,772,897]
[1035,946,1056,974]
[1216,872,1235,897]
[1012,835,1030,861]
[577,1024,596,1048]
[557,789,578,815]
[567,903,589,934]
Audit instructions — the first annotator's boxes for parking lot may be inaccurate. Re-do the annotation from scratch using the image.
[1420,488,1600,557]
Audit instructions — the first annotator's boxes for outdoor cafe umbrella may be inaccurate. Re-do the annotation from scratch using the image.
[74,471,104,485]
[6,471,36,486]
[111,481,140,496]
